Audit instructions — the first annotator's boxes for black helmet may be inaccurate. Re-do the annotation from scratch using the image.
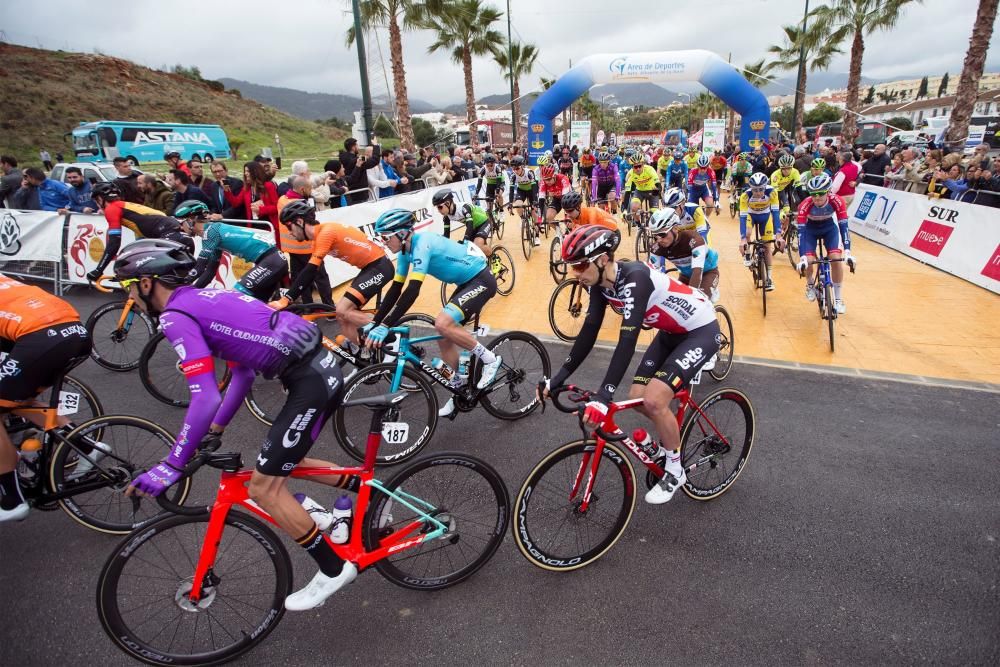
[113,239,196,286]
[561,225,620,263]
[510,155,526,167]
[279,200,317,225]
[484,153,496,164]
[92,181,122,202]
[561,191,583,211]
[165,151,181,160]
[432,190,455,207]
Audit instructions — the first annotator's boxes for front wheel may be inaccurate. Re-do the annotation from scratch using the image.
[491,246,516,296]
[478,331,550,420]
[363,452,510,590]
[140,332,231,407]
[520,216,533,260]
[513,440,636,571]
[758,251,768,318]
[677,388,755,501]
[634,228,652,263]
[97,510,292,665]
[785,226,799,269]
[709,305,734,382]
[548,279,590,342]
[825,282,836,352]
[86,299,156,372]
[549,235,566,284]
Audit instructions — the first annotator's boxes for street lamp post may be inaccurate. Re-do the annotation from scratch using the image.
[792,0,811,139]
[507,0,517,147]
[351,0,374,145]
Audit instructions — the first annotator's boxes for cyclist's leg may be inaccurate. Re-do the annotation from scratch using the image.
[825,224,846,300]
[238,249,288,301]
[800,226,820,290]
[437,269,499,381]
[338,256,393,343]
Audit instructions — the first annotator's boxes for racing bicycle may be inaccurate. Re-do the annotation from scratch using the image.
[799,237,854,353]
[87,283,156,371]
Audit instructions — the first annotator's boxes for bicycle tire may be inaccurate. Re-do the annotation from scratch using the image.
[363,452,509,590]
[758,251,768,317]
[548,279,590,342]
[709,305,735,382]
[513,440,636,571]
[39,374,104,423]
[492,246,516,296]
[479,331,550,420]
[634,228,652,263]
[86,300,156,372]
[50,415,190,534]
[549,235,566,284]
[492,208,505,240]
[333,362,438,466]
[520,216,532,260]
[139,332,231,408]
[97,510,291,666]
[825,283,835,352]
[785,226,799,269]
[676,388,755,501]
[439,280,449,308]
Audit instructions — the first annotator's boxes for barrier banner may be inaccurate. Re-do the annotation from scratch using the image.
[0,210,65,262]
[848,184,1000,294]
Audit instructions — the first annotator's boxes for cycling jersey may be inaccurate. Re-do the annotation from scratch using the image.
[450,203,489,231]
[676,202,710,242]
[508,169,537,202]
[103,200,182,240]
[709,155,728,172]
[477,165,504,186]
[540,174,572,199]
[625,165,660,192]
[666,159,688,188]
[656,156,672,174]
[0,273,80,341]
[683,153,700,170]
[796,194,851,255]
[573,207,618,231]
[579,154,595,168]
[199,223,273,264]
[770,168,801,192]
[309,222,386,269]
[732,160,753,177]
[591,164,622,200]
[558,157,574,174]
[739,187,782,238]
[652,230,719,278]
[687,167,717,190]
[394,232,486,286]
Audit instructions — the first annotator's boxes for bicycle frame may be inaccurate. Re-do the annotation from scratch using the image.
[381,325,498,399]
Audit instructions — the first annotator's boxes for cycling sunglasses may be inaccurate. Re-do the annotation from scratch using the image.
[653,231,673,240]
[119,278,141,290]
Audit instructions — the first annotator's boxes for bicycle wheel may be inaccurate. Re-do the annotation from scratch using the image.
[86,300,156,372]
[520,217,532,260]
[729,199,738,219]
[50,415,191,533]
[39,375,103,423]
[333,362,438,465]
[492,246,516,296]
[243,374,287,426]
[677,388,755,501]
[363,452,509,590]
[478,331,550,420]
[758,252,768,317]
[785,226,799,269]
[548,279,590,342]
[709,305,734,382]
[139,332,231,408]
[492,209,505,240]
[549,235,566,284]
[634,228,652,263]
[97,510,292,666]
[825,282,836,352]
[513,440,636,571]
[439,280,449,308]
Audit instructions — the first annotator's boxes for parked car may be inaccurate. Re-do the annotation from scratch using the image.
[48,162,143,184]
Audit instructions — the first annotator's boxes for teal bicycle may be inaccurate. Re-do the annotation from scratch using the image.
[333,314,550,466]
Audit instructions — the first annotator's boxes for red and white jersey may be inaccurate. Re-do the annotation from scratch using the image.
[539,173,572,198]
[600,261,716,334]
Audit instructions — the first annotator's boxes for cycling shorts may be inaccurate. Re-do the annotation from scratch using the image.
[678,269,721,304]
[346,255,394,307]
[257,343,343,477]
[463,219,492,244]
[777,188,799,211]
[632,320,721,391]
[746,215,776,242]
[688,184,713,201]
[513,186,538,204]
[800,221,842,257]
[596,182,617,200]
[546,196,563,214]
[579,166,594,178]
[485,182,501,200]
[0,323,91,405]
[732,174,748,191]
[445,268,497,324]
[235,248,288,301]
[631,190,659,207]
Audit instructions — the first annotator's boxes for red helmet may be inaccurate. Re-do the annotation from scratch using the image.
[540,165,556,179]
[561,224,620,264]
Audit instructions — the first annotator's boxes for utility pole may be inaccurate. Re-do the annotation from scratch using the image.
[507,0,517,146]
[791,0,810,139]
[352,0,374,145]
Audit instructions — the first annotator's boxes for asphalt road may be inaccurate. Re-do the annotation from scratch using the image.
[1,290,998,666]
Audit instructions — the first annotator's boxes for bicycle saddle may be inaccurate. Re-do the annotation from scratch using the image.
[341,391,408,409]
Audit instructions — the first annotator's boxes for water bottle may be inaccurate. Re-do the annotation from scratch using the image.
[632,428,665,461]
[457,350,471,381]
[431,357,454,380]
[330,495,353,545]
[18,437,42,478]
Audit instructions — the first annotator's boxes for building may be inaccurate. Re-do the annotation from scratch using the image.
[857,88,1000,127]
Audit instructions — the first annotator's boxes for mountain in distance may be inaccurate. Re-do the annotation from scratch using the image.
[440,82,683,116]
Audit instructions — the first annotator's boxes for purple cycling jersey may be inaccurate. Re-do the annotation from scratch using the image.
[591,163,622,200]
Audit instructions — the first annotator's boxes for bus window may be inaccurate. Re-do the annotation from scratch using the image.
[73,132,100,157]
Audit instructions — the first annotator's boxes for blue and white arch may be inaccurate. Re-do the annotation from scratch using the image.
[527,50,770,163]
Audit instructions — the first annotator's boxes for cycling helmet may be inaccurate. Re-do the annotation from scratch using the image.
[748,172,770,189]
[561,191,583,211]
[778,154,794,168]
[696,154,710,168]
[374,208,416,236]
[662,187,687,208]
[174,200,210,219]
[648,208,681,233]
[597,151,610,162]
[738,152,749,160]
[510,155,526,167]
[673,150,684,160]
[810,157,827,170]
[537,155,551,167]
[540,165,556,179]
[807,173,833,194]
[628,154,645,166]
[113,239,196,286]
[91,181,122,202]
[279,199,317,225]
[484,153,496,164]
[561,224,620,263]
[164,151,181,160]
[431,190,455,207]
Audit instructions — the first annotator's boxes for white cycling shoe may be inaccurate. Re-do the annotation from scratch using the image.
[438,398,456,417]
[835,299,846,315]
[67,441,112,480]
[805,286,817,302]
[701,355,717,372]
[0,502,30,523]
[285,562,358,611]
[644,468,686,505]
[477,356,503,389]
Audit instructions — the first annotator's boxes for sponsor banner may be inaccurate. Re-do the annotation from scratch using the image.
[570,120,592,149]
[0,210,66,262]
[848,184,1000,294]
[702,118,726,152]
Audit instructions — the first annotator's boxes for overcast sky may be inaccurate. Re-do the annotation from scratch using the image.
[3,0,997,105]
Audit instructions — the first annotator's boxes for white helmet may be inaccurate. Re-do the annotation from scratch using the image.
[649,208,681,234]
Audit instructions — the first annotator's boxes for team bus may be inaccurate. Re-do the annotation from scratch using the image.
[69,120,231,165]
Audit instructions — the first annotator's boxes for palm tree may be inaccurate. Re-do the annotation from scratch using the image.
[346,0,430,152]
[421,0,504,148]
[494,40,538,147]
[767,18,842,135]
[946,0,999,145]
[741,59,776,89]
[812,0,920,145]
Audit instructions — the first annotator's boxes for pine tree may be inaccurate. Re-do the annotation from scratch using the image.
[863,85,875,104]
[917,76,929,98]
[938,72,950,97]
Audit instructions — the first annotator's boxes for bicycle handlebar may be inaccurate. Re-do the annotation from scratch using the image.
[549,385,629,443]
[93,276,117,294]
[155,441,241,516]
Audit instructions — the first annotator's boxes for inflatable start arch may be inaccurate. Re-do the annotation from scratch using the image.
[527,50,770,163]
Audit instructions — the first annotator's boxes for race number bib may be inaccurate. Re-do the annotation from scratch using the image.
[381,422,409,444]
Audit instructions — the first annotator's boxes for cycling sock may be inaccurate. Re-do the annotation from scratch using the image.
[471,343,496,365]
[665,450,683,476]
[0,470,25,510]
[833,283,843,300]
[334,475,361,493]
[296,524,345,577]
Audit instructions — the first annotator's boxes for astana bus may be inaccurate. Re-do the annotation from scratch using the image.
[70,120,231,165]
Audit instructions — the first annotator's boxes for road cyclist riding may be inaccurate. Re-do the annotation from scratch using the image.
[796,173,856,316]
[738,172,785,293]
[591,150,622,215]
[433,189,516,297]
[687,154,718,217]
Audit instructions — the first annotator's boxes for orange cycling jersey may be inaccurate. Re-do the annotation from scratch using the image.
[103,200,182,239]
[0,274,80,340]
[309,222,386,268]
[573,207,618,231]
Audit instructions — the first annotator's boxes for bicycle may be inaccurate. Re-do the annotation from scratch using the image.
[335,315,550,466]
[729,188,741,219]
[547,216,573,285]
[744,226,772,317]
[97,390,510,665]
[512,200,542,260]
[579,175,592,206]
[513,381,755,571]
[482,194,505,240]
[88,279,157,372]
[632,205,654,263]
[438,245,516,307]
[6,364,190,533]
[799,237,854,353]
[780,212,800,269]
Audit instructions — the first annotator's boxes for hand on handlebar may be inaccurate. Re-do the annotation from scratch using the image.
[365,324,390,348]
[126,460,183,498]
[268,296,291,311]
[581,400,608,430]
[774,236,786,252]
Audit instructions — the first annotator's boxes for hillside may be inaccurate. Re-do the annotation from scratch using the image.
[0,44,348,165]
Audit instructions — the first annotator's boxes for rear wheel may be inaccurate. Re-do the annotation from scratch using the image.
[520,216,533,260]
[479,332,550,420]
[634,228,652,263]
[758,251,768,317]
[677,388,755,501]
[785,224,799,269]
[709,305,734,382]
[548,279,590,342]
[86,300,156,372]
[549,235,566,284]
[492,246,516,296]
[825,282,836,352]
[140,332,230,407]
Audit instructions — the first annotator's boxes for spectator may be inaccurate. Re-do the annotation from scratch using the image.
[169,169,211,211]
[277,176,333,305]
[448,154,465,183]
[112,156,144,204]
[368,148,405,198]
[338,138,360,178]
[202,161,244,217]
[165,151,191,177]
[323,160,349,209]
[138,174,175,215]
[225,161,280,244]
[61,167,97,214]
[253,155,279,182]
[0,155,23,207]
[39,149,53,171]
[970,143,991,171]
[422,155,452,187]
[406,152,432,186]
[188,157,209,190]
[345,144,381,205]
[459,149,476,180]
[831,151,860,207]
[860,143,890,186]
[278,160,323,197]
[54,152,64,163]
[792,146,812,174]
[925,164,954,200]
[416,147,432,166]
[934,164,968,201]
[11,167,72,211]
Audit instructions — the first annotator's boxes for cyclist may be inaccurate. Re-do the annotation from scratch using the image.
[687,154,718,216]
[539,164,572,228]
[86,182,193,283]
[797,157,829,201]
[662,187,710,244]
[0,274,97,522]
[666,150,688,190]
[561,191,617,231]
[682,146,700,170]
[507,155,540,246]
[770,153,802,221]
[270,201,392,345]
[591,151,622,214]
[656,150,672,186]
[709,151,728,210]
[557,147,575,184]
[730,152,753,194]
[433,189,501,276]
[175,200,288,299]
[578,147,595,199]
[474,153,505,210]
[648,208,721,302]
[738,172,784,291]
[365,209,502,417]
[114,239,356,611]
[796,173,854,314]
[539,225,720,504]
[624,154,661,220]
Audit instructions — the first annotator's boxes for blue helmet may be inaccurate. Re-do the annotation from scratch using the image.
[374,208,416,235]
[807,173,833,194]
[748,172,769,189]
